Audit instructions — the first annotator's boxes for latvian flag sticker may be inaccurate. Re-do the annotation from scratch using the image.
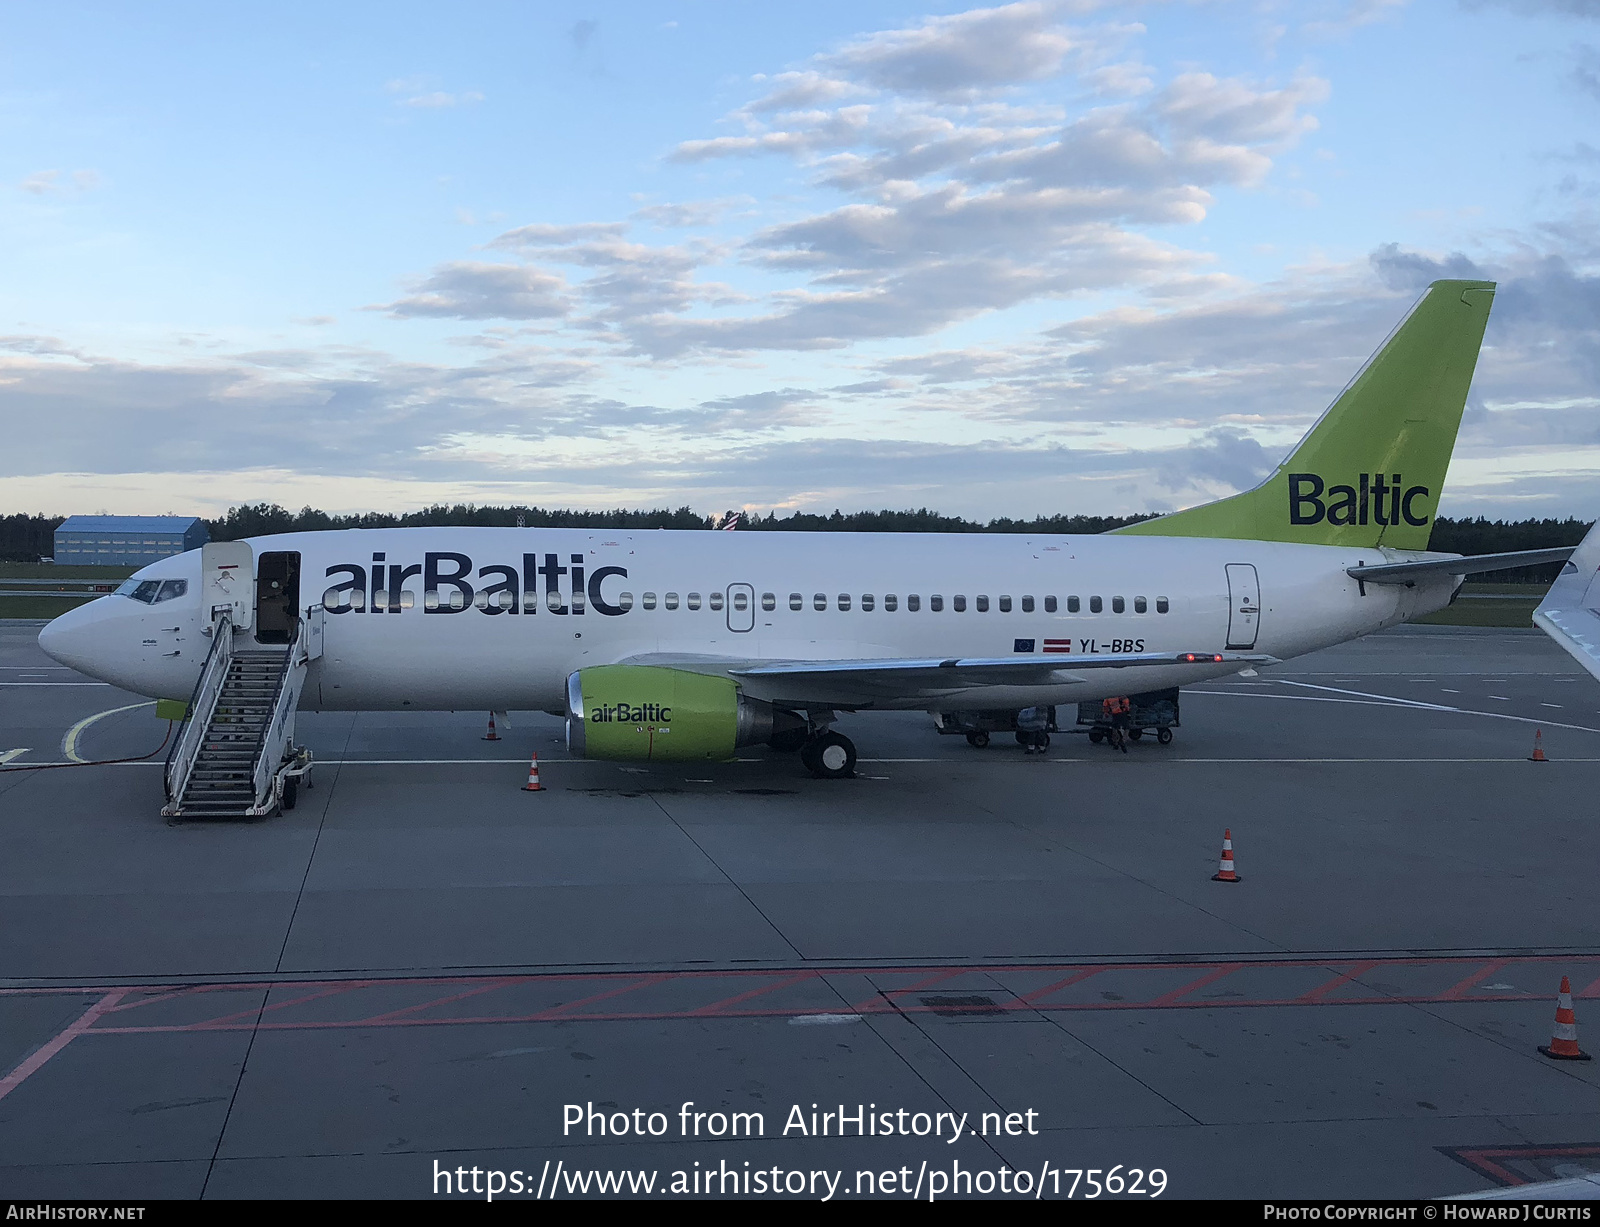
[1043,639,1072,654]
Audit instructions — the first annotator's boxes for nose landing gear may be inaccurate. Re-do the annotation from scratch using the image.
[801,730,857,779]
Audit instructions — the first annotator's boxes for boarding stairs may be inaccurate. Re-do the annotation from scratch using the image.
[162,611,312,819]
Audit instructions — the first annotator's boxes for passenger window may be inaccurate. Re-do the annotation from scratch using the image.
[953,595,967,612]
[814,593,826,611]
[861,594,875,611]
[1112,596,1125,614]
[908,595,921,611]
[838,593,852,611]
[155,579,188,603]
[761,593,775,611]
[1021,595,1034,613]
[709,591,724,612]
[643,592,657,610]
[1067,596,1080,613]
[930,595,943,611]
[999,595,1012,613]
[687,592,702,610]
[1157,596,1170,614]
[884,594,898,612]
[732,591,748,612]
[976,595,989,612]
[1044,596,1056,613]
[618,592,634,612]
[665,592,680,610]
[1134,596,1147,613]
[790,593,803,611]
[1090,596,1102,613]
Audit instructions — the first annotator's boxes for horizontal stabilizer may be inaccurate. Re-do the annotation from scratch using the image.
[1347,547,1576,585]
[1534,524,1600,683]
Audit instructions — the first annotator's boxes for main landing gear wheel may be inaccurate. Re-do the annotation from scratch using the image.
[803,731,856,779]
[966,731,990,748]
[1156,726,1174,745]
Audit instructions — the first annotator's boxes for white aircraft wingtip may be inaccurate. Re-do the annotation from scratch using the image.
[1533,519,1600,683]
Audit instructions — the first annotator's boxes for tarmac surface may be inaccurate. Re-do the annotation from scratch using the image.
[2,619,1599,1200]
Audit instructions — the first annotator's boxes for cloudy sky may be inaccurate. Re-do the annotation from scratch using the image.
[2,0,1597,521]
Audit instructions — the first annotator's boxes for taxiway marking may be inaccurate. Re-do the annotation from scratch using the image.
[0,749,28,765]
[1208,680,1600,736]
[61,702,156,763]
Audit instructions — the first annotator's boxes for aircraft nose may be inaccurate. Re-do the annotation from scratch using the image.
[38,599,113,674]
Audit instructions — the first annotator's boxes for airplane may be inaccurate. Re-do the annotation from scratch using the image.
[35,278,1585,816]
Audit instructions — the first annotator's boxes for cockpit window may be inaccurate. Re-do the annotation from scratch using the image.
[121,580,163,604]
[117,578,187,604]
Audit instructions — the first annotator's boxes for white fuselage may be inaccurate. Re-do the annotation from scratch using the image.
[38,527,1458,712]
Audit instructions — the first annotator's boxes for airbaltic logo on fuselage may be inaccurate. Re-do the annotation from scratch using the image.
[590,703,671,723]
[1288,473,1431,528]
[321,551,630,616]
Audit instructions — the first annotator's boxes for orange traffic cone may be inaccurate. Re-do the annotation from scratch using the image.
[1539,976,1591,1061]
[521,751,543,792]
[1529,729,1548,762]
[483,713,501,742]
[1212,829,1241,883]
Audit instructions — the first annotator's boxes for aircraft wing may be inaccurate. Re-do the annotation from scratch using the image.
[1347,547,1575,584]
[618,650,1278,707]
[1533,523,1600,683]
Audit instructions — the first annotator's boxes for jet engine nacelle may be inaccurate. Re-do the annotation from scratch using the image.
[565,665,803,761]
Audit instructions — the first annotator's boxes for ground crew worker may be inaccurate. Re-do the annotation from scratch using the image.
[1102,695,1131,754]
[1016,705,1049,755]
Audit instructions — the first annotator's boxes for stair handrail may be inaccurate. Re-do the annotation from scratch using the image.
[249,614,307,813]
[164,609,235,806]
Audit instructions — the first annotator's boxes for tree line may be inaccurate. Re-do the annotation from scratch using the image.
[1,504,1590,580]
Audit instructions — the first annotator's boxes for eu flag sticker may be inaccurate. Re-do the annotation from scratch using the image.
[1013,638,1035,653]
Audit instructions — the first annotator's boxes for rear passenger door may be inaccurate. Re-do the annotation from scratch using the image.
[1225,563,1260,650]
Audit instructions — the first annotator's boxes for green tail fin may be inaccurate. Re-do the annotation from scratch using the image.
[1115,278,1495,550]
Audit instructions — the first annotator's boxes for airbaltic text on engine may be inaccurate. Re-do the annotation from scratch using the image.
[1288,474,1432,527]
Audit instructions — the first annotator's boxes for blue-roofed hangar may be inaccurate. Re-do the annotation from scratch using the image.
[52,516,210,566]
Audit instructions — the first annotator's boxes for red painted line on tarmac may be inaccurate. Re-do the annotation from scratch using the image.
[683,973,816,1018]
[356,978,522,1026]
[1145,963,1245,1007]
[1296,960,1379,1003]
[1014,966,1108,1005]
[1439,959,1512,1000]
[185,983,346,1030]
[22,954,1600,1038]
[528,974,674,1021]
[0,991,127,1103]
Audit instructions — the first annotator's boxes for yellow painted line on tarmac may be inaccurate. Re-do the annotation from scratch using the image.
[0,749,28,765]
[61,702,156,763]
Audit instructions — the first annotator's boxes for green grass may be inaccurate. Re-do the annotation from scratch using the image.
[0,561,134,619]
[1411,583,1543,627]
[0,595,99,619]
[1413,601,1539,628]
[0,562,136,580]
